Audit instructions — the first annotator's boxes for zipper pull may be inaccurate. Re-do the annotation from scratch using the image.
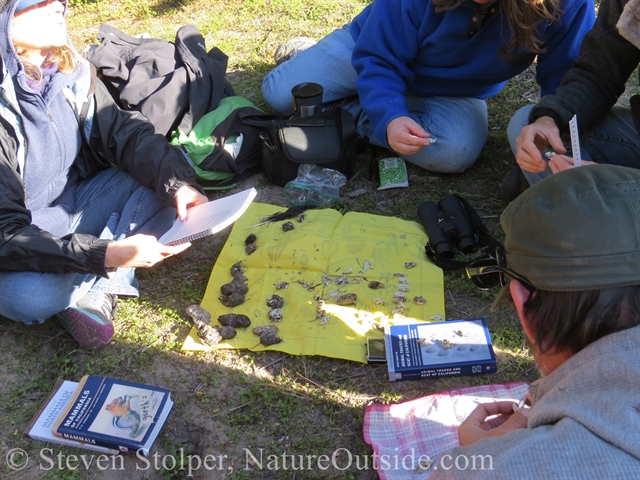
[260,132,276,152]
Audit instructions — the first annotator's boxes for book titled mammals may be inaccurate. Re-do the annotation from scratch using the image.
[385,318,497,381]
[50,375,173,454]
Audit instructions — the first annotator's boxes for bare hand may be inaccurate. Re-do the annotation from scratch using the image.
[105,234,191,268]
[548,154,596,174]
[515,116,566,173]
[175,185,208,221]
[386,116,432,155]
[457,401,529,447]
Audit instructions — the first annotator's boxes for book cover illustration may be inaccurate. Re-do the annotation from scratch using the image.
[53,375,171,452]
[89,386,164,441]
[386,318,497,381]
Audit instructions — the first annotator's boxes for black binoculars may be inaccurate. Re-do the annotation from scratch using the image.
[417,195,477,259]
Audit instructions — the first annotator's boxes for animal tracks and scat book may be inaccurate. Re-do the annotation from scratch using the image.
[385,318,497,381]
[25,375,174,455]
[158,187,257,246]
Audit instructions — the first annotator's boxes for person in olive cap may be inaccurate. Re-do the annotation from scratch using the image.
[0,0,207,348]
[430,164,640,479]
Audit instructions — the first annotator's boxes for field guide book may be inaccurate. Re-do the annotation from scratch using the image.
[385,318,497,381]
[25,380,119,454]
[158,187,257,246]
[33,375,174,454]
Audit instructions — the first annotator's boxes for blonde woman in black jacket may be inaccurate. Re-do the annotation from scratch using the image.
[0,0,207,348]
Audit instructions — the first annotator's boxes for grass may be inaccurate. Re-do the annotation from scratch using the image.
[0,0,545,478]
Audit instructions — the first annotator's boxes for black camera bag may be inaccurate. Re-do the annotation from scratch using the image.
[244,107,357,187]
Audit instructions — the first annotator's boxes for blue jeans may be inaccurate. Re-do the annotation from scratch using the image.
[261,27,488,173]
[507,104,640,185]
[0,168,177,324]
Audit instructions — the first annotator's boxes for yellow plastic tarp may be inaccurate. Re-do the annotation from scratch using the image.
[182,203,445,363]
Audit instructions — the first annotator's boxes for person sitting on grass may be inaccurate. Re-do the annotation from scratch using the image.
[430,164,640,479]
[261,0,595,174]
[0,0,208,349]
[504,0,640,200]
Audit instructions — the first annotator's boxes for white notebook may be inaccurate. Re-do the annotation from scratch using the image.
[158,188,257,246]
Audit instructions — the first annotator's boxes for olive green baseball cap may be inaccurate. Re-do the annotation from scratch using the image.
[493,164,640,308]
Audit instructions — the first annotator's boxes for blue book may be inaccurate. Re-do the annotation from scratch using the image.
[52,375,173,455]
[385,318,497,381]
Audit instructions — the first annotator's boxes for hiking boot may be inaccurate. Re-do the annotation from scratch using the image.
[56,292,117,349]
[500,166,530,205]
[274,37,317,65]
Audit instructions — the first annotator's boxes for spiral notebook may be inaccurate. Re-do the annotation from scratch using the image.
[158,188,257,245]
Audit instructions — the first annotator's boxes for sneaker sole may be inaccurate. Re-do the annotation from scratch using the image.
[58,309,114,349]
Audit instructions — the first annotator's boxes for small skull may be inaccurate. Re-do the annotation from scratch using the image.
[274,281,289,290]
[282,221,295,232]
[413,296,427,305]
[266,294,285,309]
[368,281,385,289]
[337,293,358,306]
[397,284,409,292]
[398,277,410,284]
[373,298,386,306]
[296,212,307,222]
[405,262,418,269]
[268,308,283,322]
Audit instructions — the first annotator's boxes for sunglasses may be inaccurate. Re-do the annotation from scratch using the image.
[465,255,536,294]
[14,0,67,16]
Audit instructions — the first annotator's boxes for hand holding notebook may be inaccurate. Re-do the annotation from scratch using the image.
[158,188,257,246]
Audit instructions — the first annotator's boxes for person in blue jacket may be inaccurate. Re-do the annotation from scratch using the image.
[261,0,595,173]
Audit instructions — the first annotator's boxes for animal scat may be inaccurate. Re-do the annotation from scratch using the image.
[266,294,285,308]
[220,281,249,296]
[413,296,427,305]
[195,322,222,346]
[186,305,211,325]
[260,331,283,346]
[282,221,295,232]
[214,325,237,339]
[219,293,245,307]
[230,261,244,276]
[337,293,357,306]
[218,313,251,328]
[252,325,279,336]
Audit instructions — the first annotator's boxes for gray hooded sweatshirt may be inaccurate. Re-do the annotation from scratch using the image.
[429,324,640,479]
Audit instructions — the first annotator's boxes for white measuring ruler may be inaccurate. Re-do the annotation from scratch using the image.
[569,114,582,167]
